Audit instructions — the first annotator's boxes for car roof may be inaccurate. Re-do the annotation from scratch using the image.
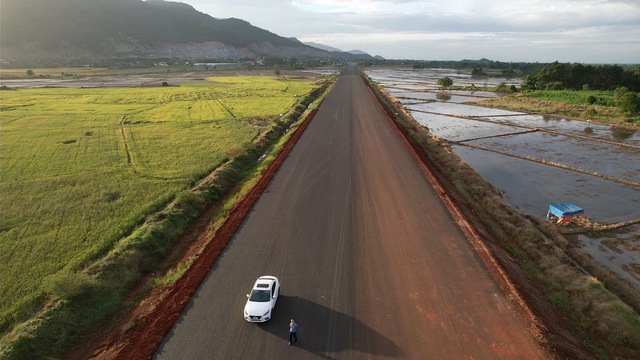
[252,276,278,289]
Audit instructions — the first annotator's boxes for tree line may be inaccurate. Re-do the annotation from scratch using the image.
[363,58,551,75]
[522,61,640,92]
[522,62,640,116]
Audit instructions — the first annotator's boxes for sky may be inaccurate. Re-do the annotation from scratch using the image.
[178,0,640,64]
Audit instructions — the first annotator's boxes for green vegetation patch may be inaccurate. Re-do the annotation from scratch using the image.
[469,91,636,125]
[525,89,613,106]
[0,76,318,339]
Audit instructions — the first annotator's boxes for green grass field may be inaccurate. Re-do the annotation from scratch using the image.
[523,89,613,105]
[0,76,318,333]
[470,89,639,125]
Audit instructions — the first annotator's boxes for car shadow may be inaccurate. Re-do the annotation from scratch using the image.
[257,295,402,358]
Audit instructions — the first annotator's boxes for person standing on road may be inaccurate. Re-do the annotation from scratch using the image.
[289,319,298,345]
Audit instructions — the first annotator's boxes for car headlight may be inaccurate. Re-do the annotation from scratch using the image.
[244,310,248,316]
[263,309,270,316]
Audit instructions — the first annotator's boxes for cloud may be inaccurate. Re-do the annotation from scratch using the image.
[180,0,640,63]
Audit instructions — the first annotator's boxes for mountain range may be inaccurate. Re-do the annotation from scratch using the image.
[0,0,378,63]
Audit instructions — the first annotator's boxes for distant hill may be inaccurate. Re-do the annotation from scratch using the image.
[304,42,344,53]
[303,42,379,60]
[346,50,369,56]
[0,0,340,62]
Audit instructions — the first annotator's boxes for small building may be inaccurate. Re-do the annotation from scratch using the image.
[546,203,585,224]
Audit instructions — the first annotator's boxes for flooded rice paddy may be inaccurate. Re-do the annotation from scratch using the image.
[366,68,640,291]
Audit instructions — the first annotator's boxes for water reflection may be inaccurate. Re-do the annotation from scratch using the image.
[575,224,640,290]
[611,126,637,141]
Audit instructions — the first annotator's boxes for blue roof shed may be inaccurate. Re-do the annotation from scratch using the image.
[547,203,584,220]
[548,203,584,218]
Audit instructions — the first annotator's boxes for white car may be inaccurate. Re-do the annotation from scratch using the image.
[244,276,280,323]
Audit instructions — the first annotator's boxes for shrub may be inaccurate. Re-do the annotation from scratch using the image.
[437,77,453,90]
[545,81,564,90]
[613,86,630,103]
[43,271,101,300]
[495,82,510,93]
[471,68,487,77]
[619,92,640,116]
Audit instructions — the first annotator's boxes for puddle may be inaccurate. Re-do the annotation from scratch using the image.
[570,225,640,290]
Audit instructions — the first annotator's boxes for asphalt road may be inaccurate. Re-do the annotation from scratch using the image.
[154,67,548,359]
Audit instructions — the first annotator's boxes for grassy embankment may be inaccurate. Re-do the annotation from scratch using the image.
[0,74,334,358]
[364,74,640,359]
[467,89,640,126]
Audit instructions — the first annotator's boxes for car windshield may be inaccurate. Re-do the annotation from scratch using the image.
[249,289,270,302]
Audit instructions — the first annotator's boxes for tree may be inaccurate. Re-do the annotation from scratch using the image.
[525,63,640,92]
[274,69,281,77]
[613,86,629,103]
[545,81,564,90]
[619,91,640,116]
[437,77,453,91]
[521,75,538,90]
[495,82,510,93]
[26,69,34,77]
[471,68,487,77]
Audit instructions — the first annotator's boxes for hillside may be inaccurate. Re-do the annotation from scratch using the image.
[303,41,382,61]
[0,0,335,62]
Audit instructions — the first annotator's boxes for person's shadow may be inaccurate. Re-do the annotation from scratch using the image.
[257,295,402,358]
